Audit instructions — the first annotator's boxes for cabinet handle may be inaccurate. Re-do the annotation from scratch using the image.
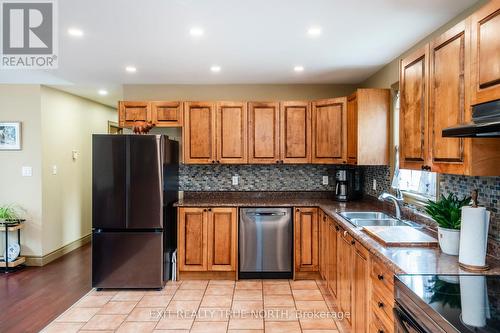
[216,160,220,164]
[211,160,215,164]
[378,330,384,333]
[335,226,340,231]
[280,160,284,164]
[208,208,212,212]
[351,240,355,245]
[276,160,280,164]
[296,208,300,212]
[377,274,384,280]
[203,209,207,212]
[323,216,326,221]
[378,301,384,308]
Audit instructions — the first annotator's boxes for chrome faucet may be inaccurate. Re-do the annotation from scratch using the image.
[378,192,404,219]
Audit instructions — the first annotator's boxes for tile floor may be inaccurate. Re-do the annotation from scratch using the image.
[41,279,342,333]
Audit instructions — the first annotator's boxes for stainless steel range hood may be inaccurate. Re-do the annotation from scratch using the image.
[442,99,500,138]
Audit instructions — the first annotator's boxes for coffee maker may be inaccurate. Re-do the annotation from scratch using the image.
[334,167,362,202]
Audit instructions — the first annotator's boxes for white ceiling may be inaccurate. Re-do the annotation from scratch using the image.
[0,0,478,107]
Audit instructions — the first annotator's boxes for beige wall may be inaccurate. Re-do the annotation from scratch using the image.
[123,84,357,101]
[360,0,488,89]
[0,85,43,256]
[40,86,117,255]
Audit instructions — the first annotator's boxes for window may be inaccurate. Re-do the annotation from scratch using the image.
[398,169,437,200]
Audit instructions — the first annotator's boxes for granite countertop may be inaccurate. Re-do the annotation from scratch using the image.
[175,192,500,275]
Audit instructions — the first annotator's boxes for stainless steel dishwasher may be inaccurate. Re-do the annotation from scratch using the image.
[239,208,293,279]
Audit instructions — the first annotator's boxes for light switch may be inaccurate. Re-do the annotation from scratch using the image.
[372,179,377,191]
[322,176,329,185]
[232,176,239,186]
[72,150,79,161]
[22,166,32,177]
[52,165,58,175]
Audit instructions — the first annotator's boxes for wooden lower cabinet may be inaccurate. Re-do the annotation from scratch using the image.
[352,242,370,333]
[319,216,393,332]
[319,210,328,280]
[294,207,319,274]
[327,216,338,297]
[178,207,237,274]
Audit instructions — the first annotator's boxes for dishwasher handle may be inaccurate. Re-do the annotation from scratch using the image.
[246,212,286,217]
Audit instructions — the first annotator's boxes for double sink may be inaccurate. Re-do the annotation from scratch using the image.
[340,211,420,228]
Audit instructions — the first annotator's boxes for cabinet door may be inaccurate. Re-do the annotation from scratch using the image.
[318,210,325,279]
[353,243,370,333]
[429,21,469,174]
[311,98,347,164]
[470,0,500,104]
[151,101,182,127]
[294,207,319,272]
[327,219,338,297]
[118,101,151,127]
[183,102,216,164]
[280,101,311,163]
[178,208,208,271]
[347,94,358,165]
[207,208,237,271]
[248,102,280,164]
[216,102,248,164]
[400,45,430,170]
[337,230,353,325]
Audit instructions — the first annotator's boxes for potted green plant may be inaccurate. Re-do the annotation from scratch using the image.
[0,204,25,222]
[424,193,471,255]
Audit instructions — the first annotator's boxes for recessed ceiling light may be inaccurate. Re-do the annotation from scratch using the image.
[210,65,221,73]
[190,27,204,37]
[294,66,304,72]
[125,66,137,73]
[68,28,84,37]
[98,89,108,96]
[307,26,322,37]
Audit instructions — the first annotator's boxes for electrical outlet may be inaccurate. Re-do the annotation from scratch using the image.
[372,179,377,191]
[232,175,239,186]
[22,166,32,177]
[322,176,329,185]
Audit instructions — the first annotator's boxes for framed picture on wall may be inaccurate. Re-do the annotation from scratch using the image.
[0,122,22,150]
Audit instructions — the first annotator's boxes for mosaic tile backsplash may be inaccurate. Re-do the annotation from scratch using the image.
[439,174,500,258]
[180,164,337,191]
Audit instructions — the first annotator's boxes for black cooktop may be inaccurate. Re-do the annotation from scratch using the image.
[396,275,500,332]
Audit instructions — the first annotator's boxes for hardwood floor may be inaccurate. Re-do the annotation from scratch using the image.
[0,243,91,333]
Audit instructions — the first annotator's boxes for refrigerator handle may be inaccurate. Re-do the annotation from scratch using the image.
[125,136,131,227]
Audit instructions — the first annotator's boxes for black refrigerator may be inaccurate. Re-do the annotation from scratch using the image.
[92,134,179,289]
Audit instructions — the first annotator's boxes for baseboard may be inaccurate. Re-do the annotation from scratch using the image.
[25,234,91,266]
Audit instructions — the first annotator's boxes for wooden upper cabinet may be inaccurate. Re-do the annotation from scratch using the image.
[294,207,318,272]
[151,101,183,127]
[470,0,500,104]
[347,89,390,166]
[347,94,358,164]
[118,101,151,127]
[400,45,430,170]
[429,21,469,174]
[207,208,237,271]
[216,102,248,164]
[248,102,280,164]
[280,101,311,163]
[178,207,208,271]
[311,97,347,164]
[183,102,216,164]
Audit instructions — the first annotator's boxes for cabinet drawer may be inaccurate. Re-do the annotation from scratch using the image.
[371,256,394,293]
[370,312,393,333]
[372,286,395,328]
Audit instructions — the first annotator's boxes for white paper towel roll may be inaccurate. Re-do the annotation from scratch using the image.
[459,206,490,268]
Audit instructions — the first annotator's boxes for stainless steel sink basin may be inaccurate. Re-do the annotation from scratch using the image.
[340,211,392,220]
[339,211,417,228]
